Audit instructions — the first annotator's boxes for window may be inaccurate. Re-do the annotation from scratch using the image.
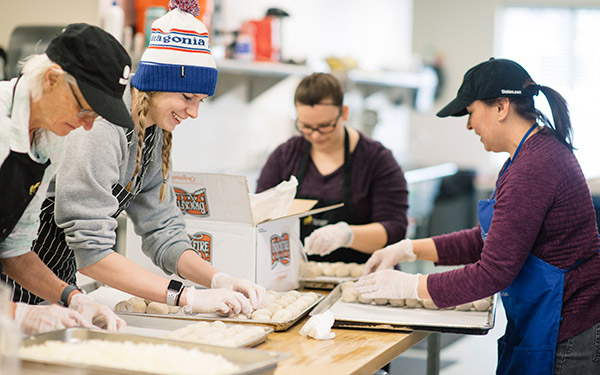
[497,6,600,177]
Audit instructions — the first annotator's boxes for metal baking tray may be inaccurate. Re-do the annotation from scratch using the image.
[299,276,358,290]
[116,293,324,332]
[119,313,273,347]
[20,328,290,375]
[310,284,496,335]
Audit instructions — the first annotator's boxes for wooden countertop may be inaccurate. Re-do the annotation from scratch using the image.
[258,314,429,375]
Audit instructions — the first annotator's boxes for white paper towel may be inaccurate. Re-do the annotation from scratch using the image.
[299,310,335,340]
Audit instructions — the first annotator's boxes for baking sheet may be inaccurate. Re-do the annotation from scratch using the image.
[20,328,290,375]
[310,284,496,335]
[299,276,357,290]
[118,313,273,347]
[89,286,323,331]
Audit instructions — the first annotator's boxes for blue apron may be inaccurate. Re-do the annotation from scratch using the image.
[477,124,565,374]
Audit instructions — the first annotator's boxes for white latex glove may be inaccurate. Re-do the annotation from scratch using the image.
[363,239,416,276]
[304,222,354,256]
[14,303,91,335]
[183,287,252,315]
[355,269,421,300]
[69,294,126,332]
[210,272,266,310]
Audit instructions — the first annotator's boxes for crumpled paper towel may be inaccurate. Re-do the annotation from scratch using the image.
[299,310,335,340]
[249,176,298,224]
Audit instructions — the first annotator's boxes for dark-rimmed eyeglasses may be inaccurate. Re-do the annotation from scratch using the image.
[295,109,342,135]
[68,83,99,120]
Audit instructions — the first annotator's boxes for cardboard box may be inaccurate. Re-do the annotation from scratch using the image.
[125,172,341,291]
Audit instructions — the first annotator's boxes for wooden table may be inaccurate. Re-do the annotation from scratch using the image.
[258,315,430,375]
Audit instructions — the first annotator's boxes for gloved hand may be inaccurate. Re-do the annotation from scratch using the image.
[69,293,126,332]
[304,222,354,256]
[363,239,416,276]
[211,272,266,310]
[355,269,421,300]
[14,303,91,335]
[183,287,252,315]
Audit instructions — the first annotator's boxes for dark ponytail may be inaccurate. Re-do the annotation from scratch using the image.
[495,79,573,151]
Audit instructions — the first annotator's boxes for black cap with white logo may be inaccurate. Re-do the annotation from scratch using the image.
[437,58,539,118]
[46,23,134,129]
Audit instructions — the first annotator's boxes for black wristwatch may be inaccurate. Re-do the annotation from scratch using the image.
[59,285,83,307]
[166,280,184,306]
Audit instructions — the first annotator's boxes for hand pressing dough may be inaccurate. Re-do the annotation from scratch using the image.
[146,301,170,315]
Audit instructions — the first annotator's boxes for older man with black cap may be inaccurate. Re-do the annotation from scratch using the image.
[0,23,132,334]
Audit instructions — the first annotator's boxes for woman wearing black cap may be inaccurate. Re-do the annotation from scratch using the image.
[7,0,266,318]
[356,58,600,374]
[0,23,132,334]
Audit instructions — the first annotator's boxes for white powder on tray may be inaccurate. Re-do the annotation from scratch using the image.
[20,339,240,375]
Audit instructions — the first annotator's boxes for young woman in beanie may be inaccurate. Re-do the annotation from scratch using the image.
[0,23,131,334]
[357,58,600,374]
[6,0,265,316]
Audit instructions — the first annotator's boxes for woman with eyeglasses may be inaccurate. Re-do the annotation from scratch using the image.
[256,73,409,264]
[0,23,131,334]
[5,0,265,317]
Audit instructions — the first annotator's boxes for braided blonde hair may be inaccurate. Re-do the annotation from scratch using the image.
[128,89,173,202]
[126,89,151,192]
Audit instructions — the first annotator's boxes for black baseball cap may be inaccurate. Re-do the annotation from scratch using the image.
[46,23,134,129]
[437,58,538,118]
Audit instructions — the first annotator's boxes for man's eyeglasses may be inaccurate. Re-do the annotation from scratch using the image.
[295,109,342,135]
[68,83,99,120]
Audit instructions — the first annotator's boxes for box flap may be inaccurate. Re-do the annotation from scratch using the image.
[287,199,318,216]
[171,172,253,224]
[258,202,344,224]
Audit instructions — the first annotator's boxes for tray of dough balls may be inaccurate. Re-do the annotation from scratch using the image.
[19,327,290,375]
[88,286,323,332]
[299,261,364,289]
[310,282,497,335]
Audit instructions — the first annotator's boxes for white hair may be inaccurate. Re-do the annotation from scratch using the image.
[19,54,76,101]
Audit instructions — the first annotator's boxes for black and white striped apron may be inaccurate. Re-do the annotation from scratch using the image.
[3,126,158,304]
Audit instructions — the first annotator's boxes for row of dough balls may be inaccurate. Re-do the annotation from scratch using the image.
[340,282,492,311]
[301,261,364,278]
[228,290,321,322]
[114,297,180,315]
[165,320,268,348]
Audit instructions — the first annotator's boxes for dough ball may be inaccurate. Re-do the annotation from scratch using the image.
[265,303,283,313]
[127,297,147,313]
[454,302,473,311]
[211,320,227,329]
[341,288,358,303]
[374,298,389,305]
[271,309,294,322]
[405,299,421,308]
[322,264,336,277]
[389,298,405,307]
[301,262,320,278]
[334,263,351,277]
[285,290,302,298]
[251,313,271,321]
[358,294,373,304]
[264,294,277,305]
[286,305,301,316]
[253,308,273,318]
[422,299,438,310]
[114,300,134,312]
[350,265,364,278]
[146,302,170,315]
[168,305,180,314]
[266,290,280,298]
[340,281,356,291]
[473,298,492,311]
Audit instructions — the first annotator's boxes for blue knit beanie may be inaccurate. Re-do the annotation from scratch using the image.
[131,0,218,95]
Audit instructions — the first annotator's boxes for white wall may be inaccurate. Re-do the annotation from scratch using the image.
[411,0,600,184]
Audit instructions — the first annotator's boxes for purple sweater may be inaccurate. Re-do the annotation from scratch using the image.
[429,128,600,342]
[256,132,408,246]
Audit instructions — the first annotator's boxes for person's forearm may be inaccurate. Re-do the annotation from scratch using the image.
[412,238,439,262]
[348,223,388,253]
[417,274,431,300]
[176,249,218,288]
[1,252,70,304]
[10,301,16,319]
[79,252,171,304]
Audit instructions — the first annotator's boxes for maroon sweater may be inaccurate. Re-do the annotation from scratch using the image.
[256,132,408,246]
[429,128,600,342]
